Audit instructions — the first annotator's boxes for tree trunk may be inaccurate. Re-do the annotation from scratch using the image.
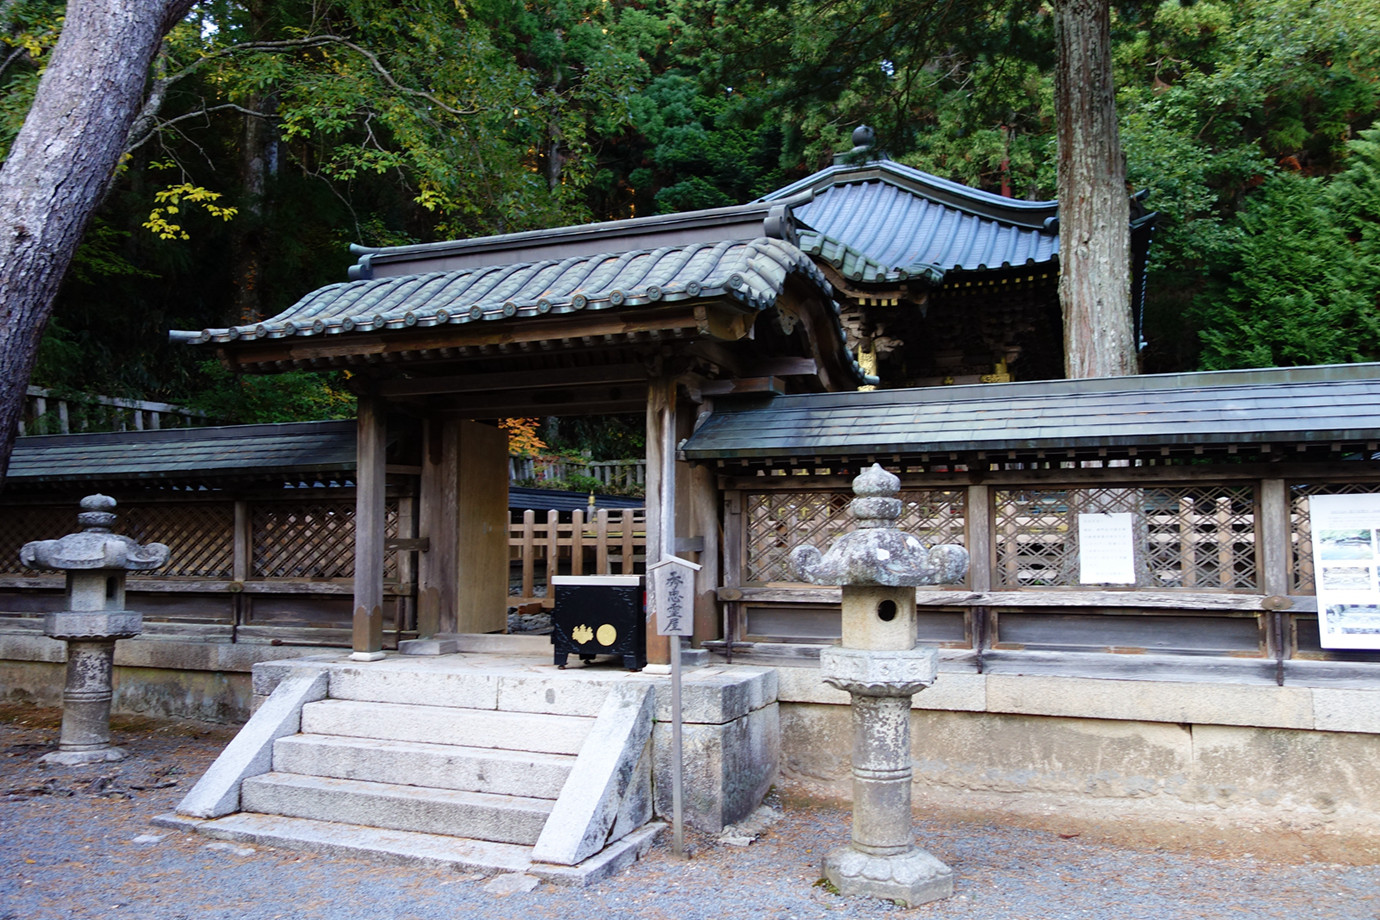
[1054,0,1136,379]
[0,0,194,486]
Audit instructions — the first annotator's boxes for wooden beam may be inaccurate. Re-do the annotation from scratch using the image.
[422,387,648,419]
[352,396,387,660]
[715,584,1315,612]
[229,308,705,367]
[377,363,649,398]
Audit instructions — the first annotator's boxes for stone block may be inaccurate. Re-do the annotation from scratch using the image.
[1188,724,1380,812]
[532,684,654,866]
[841,585,918,651]
[397,637,460,656]
[328,663,499,710]
[823,845,954,907]
[497,675,613,716]
[986,674,1315,730]
[44,610,141,640]
[1312,688,1380,734]
[652,666,777,725]
[819,645,937,696]
[300,699,594,755]
[653,702,780,833]
[239,772,552,845]
[273,735,573,798]
[176,667,329,819]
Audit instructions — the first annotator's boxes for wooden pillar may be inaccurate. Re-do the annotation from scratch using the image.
[967,484,993,662]
[417,416,456,638]
[644,377,673,667]
[1259,478,1292,677]
[352,395,387,661]
[689,458,721,646]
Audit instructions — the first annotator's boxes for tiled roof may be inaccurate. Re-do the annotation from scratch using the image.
[761,158,1155,286]
[8,421,358,486]
[681,363,1380,459]
[171,238,837,346]
[762,159,1060,280]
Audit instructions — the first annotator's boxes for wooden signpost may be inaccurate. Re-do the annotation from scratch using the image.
[649,554,700,858]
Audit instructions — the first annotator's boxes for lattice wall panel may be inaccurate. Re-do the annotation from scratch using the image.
[121,503,234,578]
[0,506,77,575]
[1291,483,1380,593]
[994,486,1257,589]
[745,490,966,584]
[252,500,399,581]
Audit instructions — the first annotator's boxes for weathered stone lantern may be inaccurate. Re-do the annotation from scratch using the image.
[21,495,168,765]
[792,464,968,906]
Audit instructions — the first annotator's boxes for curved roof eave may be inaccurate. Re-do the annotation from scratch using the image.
[760,158,1058,229]
[169,237,874,386]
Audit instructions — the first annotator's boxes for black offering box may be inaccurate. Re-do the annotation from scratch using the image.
[550,575,646,670]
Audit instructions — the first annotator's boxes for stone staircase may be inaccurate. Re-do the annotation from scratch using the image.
[157,659,661,884]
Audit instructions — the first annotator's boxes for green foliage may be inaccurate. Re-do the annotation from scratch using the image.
[1193,169,1380,368]
[541,414,645,461]
[187,360,355,424]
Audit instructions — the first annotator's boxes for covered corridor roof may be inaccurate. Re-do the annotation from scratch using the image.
[682,363,1380,461]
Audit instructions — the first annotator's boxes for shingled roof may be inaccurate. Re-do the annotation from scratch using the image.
[8,421,359,488]
[681,363,1380,462]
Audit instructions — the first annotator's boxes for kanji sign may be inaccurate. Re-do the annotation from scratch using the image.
[649,555,700,637]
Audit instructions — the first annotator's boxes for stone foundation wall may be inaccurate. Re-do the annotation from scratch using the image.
[0,633,334,723]
[776,665,1380,851]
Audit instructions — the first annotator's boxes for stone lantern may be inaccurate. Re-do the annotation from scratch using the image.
[791,464,968,906]
[21,495,168,765]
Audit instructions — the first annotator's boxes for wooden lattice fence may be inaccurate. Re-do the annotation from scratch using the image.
[509,508,646,608]
[992,485,1257,589]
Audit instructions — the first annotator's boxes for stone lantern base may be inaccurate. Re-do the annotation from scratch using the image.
[823,845,954,906]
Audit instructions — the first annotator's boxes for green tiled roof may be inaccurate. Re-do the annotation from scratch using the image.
[171,238,841,347]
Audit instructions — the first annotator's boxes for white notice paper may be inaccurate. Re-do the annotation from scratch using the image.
[1078,512,1136,584]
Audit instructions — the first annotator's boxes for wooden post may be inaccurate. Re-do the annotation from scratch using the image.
[1259,478,1291,680]
[690,458,721,645]
[417,416,457,638]
[545,509,559,605]
[521,509,536,602]
[967,485,992,664]
[352,395,387,661]
[644,376,673,667]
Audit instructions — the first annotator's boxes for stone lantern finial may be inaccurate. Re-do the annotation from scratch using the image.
[22,493,169,573]
[790,464,968,588]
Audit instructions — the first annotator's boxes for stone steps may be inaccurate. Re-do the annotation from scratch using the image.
[299,698,594,755]
[165,659,693,882]
[272,734,574,799]
[240,771,555,845]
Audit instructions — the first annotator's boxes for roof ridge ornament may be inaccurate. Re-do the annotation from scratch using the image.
[833,125,883,166]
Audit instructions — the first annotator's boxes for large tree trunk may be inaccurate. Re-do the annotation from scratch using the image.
[1054,0,1136,379]
[0,0,194,486]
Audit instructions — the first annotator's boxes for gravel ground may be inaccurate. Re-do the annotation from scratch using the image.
[4,704,1379,920]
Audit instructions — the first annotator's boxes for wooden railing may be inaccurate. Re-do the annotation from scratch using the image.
[509,508,647,608]
[19,386,210,435]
